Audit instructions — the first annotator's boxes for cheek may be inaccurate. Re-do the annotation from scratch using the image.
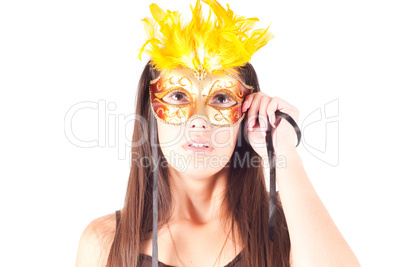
[211,125,239,150]
[157,121,185,150]
[209,125,239,167]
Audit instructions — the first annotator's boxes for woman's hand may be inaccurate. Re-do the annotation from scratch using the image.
[242,92,300,159]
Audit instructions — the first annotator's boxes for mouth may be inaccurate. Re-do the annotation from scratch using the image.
[182,136,214,153]
[189,142,210,148]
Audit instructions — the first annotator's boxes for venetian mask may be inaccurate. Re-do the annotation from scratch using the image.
[149,67,254,127]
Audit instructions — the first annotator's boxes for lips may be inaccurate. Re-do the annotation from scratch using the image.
[182,136,214,153]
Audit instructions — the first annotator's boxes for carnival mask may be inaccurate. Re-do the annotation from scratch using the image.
[149,67,254,127]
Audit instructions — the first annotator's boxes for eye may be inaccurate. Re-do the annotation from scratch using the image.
[162,89,191,105]
[209,93,237,107]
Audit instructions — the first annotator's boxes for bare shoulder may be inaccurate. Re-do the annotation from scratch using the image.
[75,211,118,267]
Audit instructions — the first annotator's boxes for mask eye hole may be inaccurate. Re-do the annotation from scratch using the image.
[208,91,238,108]
[161,89,191,105]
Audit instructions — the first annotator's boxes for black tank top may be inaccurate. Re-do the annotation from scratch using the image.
[115,210,244,267]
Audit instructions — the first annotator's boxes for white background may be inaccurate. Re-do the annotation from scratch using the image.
[1,0,401,266]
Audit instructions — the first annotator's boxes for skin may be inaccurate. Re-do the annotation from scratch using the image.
[146,115,243,266]
[157,116,239,223]
[147,70,246,266]
[75,73,361,266]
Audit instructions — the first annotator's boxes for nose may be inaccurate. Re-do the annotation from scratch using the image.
[188,115,211,130]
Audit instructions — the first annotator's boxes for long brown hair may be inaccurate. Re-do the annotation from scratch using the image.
[106,61,291,266]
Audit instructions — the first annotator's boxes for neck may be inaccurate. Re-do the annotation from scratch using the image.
[168,166,231,225]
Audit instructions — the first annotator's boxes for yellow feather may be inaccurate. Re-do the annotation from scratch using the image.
[138,0,274,73]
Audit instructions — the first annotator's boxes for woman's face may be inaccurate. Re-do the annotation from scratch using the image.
[157,114,240,178]
[153,68,249,178]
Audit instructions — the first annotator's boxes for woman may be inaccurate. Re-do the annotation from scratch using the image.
[76,1,360,266]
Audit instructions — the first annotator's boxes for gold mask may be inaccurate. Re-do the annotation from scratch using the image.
[149,67,254,127]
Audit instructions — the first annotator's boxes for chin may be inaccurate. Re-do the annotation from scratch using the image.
[169,161,224,178]
[161,146,231,176]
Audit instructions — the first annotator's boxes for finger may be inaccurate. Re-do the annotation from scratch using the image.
[266,97,279,128]
[242,93,255,113]
[258,96,270,135]
[266,97,294,128]
[247,93,264,131]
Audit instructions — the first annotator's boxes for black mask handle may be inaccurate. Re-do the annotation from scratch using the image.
[151,113,159,267]
[267,110,302,242]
